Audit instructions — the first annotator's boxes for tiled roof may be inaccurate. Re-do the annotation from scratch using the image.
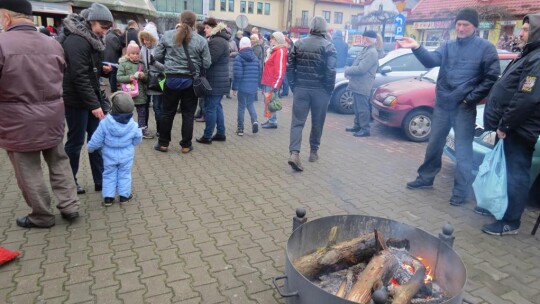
[409,0,539,20]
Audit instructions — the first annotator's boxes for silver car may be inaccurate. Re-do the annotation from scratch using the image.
[331,48,432,114]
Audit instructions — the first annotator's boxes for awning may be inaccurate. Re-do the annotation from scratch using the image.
[30,1,71,15]
[72,0,158,17]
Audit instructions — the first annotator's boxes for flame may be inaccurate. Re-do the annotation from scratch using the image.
[403,263,415,274]
[416,256,433,284]
[390,278,399,286]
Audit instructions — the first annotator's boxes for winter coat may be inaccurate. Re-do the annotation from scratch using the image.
[104,30,123,64]
[61,14,107,111]
[331,30,348,68]
[229,40,239,79]
[232,48,260,94]
[117,58,148,105]
[261,45,288,89]
[287,32,337,94]
[412,34,500,110]
[484,13,540,144]
[0,23,66,152]
[154,29,211,77]
[252,40,265,73]
[207,23,231,96]
[87,114,142,165]
[140,45,165,95]
[345,44,379,96]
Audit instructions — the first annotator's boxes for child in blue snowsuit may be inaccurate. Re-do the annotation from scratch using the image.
[87,92,142,206]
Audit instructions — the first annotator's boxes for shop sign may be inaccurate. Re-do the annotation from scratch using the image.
[413,21,452,29]
[500,20,516,25]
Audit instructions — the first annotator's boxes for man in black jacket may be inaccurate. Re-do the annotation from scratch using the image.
[121,20,139,48]
[286,16,337,172]
[104,29,122,92]
[398,8,500,206]
[481,14,540,235]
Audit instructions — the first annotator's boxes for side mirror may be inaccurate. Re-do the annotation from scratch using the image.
[380,66,392,75]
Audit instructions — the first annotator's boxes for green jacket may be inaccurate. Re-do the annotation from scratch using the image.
[117,58,148,105]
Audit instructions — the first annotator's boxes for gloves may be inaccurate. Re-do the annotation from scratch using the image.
[134,72,141,79]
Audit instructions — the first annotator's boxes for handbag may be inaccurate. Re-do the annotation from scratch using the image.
[146,50,165,91]
[121,64,142,97]
[472,139,508,220]
[182,42,212,97]
[268,94,282,112]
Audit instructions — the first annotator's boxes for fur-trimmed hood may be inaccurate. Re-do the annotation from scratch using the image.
[63,13,106,51]
[209,22,230,40]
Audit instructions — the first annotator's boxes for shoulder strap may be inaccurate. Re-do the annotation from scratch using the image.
[182,42,197,75]
[138,63,142,72]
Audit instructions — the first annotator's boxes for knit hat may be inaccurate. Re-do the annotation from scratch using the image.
[271,31,286,45]
[455,7,479,28]
[86,3,114,23]
[239,37,251,49]
[110,92,135,114]
[310,16,328,35]
[363,30,377,39]
[126,40,140,54]
[0,0,32,15]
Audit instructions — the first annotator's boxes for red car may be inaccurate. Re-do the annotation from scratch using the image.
[370,52,518,142]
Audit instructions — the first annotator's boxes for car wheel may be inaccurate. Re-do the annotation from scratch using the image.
[402,110,432,142]
[332,86,354,114]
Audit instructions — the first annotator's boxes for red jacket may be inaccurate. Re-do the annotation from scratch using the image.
[261,46,288,89]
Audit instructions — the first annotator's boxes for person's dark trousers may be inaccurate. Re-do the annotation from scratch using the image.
[352,93,370,131]
[502,133,535,226]
[64,106,103,187]
[280,74,289,96]
[203,94,225,139]
[135,104,147,128]
[417,103,476,199]
[158,85,198,148]
[195,97,205,118]
[289,87,330,152]
[237,91,258,127]
[108,67,118,93]
[151,95,163,133]
[144,98,151,128]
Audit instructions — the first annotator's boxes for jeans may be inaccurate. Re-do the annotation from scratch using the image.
[159,84,198,148]
[417,103,476,199]
[237,91,258,128]
[64,106,103,186]
[289,87,330,152]
[353,93,370,131]
[108,67,118,93]
[263,86,277,124]
[136,104,147,128]
[203,94,225,138]
[151,95,163,133]
[502,133,535,225]
[281,74,289,95]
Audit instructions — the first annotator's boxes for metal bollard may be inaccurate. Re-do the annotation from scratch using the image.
[292,208,307,232]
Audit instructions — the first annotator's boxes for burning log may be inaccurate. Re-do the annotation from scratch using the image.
[293,231,378,279]
[345,249,400,303]
[391,263,426,304]
[335,269,354,298]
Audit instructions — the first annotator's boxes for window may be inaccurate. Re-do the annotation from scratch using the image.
[381,54,427,72]
[209,0,215,10]
[351,14,358,25]
[229,0,234,12]
[301,10,309,27]
[184,1,188,10]
[240,0,246,13]
[264,3,270,15]
[248,1,254,13]
[257,2,263,14]
[322,11,331,23]
[334,12,343,24]
[220,0,226,11]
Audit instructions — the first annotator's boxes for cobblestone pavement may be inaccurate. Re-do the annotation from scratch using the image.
[1,93,539,304]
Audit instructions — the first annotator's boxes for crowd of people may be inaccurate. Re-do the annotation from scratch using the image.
[1,0,540,238]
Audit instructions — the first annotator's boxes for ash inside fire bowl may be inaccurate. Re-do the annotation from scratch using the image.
[294,229,450,304]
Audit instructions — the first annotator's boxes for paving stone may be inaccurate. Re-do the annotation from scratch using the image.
[116,272,145,294]
[167,279,199,302]
[193,282,226,304]
[12,273,42,295]
[64,281,94,303]
[91,286,120,303]
[141,274,172,298]
[117,289,145,303]
[39,277,68,300]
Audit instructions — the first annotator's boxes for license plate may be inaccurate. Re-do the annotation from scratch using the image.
[372,107,379,117]
[446,135,455,151]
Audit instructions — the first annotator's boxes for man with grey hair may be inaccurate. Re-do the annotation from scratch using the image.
[344,30,379,137]
[0,0,81,228]
[286,16,337,172]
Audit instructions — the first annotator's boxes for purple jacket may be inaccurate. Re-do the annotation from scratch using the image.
[0,22,66,152]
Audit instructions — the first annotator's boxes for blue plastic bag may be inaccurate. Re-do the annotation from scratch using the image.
[472,139,508,220]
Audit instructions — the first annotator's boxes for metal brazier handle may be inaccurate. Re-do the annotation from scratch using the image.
[272,275,299,297]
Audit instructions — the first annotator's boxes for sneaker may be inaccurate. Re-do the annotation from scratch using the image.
[252,122,259,134]
[353,130,370,137]
[288,152,304,172]
[103,197,114,207]
[261,122,277,129]
[482,220,519,236]
[119,194,133,203]
[181,146,193,154]
[236,127,244,136]
[76,183,86,195]
[196,117,205,122]
[474,206,491,216]
[345,126,361,132]
[142,128,154,139]
[406,178,433,189]
[449,196,467,206]
[309,150,318,162]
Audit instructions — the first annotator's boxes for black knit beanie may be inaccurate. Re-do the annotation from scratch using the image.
[110,92,135,114]
[455,8,479,28]
[0,0,32,15]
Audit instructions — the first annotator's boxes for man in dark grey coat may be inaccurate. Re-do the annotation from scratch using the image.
[286,16,337,172]
[398,7,500,206]
[344,30,379,137]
